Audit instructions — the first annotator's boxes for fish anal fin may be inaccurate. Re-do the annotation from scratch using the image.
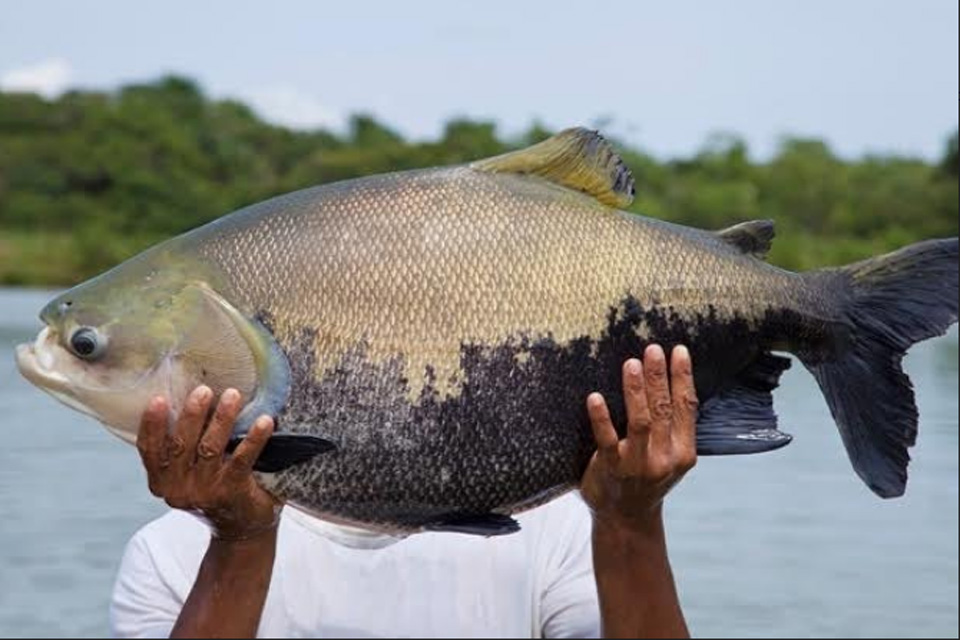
[697,353,793,455]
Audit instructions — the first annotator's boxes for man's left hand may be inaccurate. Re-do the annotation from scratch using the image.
[580,344,699,534]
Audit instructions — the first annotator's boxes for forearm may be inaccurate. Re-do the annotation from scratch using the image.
[592,514,689,639]
[171,529,277,638]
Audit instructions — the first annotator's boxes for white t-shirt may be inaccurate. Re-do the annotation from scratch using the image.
[109,492,600,638]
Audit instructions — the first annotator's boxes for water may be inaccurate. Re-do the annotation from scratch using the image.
[0,287,956,638]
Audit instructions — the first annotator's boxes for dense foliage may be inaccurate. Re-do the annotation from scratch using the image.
[0,76,956,285]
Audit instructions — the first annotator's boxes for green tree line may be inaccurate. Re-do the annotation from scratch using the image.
[0,75,956,286]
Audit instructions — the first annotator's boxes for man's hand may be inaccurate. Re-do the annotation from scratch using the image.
[136,386,282,638]
[581,344,698,534]
[136,386,280,540]
[581,344,698,639]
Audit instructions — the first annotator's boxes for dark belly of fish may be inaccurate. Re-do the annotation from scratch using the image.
[263,297,818,531]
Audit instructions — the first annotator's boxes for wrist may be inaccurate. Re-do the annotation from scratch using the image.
[212,519,280,544]
[592,509,672,582]
[592,505,666,544]
[207,502,283,543]
[208,522,279,555]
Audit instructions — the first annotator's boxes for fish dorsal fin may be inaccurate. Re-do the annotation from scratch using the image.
[717,220,776,259]
[471,128,635,208]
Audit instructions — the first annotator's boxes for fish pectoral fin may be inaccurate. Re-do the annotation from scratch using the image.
[696,353,793,455]
[424,513,521,537]
[717,220,776,259]
[471,128,635,208]
[227,434,337,473]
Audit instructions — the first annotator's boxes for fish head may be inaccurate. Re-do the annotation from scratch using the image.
[15,255,278,444]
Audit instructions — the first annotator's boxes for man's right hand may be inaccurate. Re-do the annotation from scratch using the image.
[136,386,280,540]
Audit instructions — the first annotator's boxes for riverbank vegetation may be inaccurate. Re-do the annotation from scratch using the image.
[1,76,956,286]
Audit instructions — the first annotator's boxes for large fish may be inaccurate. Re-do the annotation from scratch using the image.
[15,129,959,535]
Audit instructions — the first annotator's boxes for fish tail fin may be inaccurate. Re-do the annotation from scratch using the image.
[804,238,958,498]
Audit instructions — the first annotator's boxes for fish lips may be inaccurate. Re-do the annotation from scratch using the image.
[15,328,103,421]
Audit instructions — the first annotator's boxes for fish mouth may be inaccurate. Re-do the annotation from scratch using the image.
[15,328,102,421]
[16,328,67,387]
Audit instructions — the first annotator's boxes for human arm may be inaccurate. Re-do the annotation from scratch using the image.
[133,387,281,639]
[581,345,699,639]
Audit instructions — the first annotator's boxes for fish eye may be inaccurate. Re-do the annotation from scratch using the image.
[69,327,106,360]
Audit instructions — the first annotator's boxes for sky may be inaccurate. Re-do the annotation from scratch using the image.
[1,0,957,160]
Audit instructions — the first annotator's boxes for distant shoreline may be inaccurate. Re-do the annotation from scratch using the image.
[2,77,956,288]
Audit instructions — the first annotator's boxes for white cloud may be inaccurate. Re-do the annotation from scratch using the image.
[0,58,73,98]
[243,85,344,132]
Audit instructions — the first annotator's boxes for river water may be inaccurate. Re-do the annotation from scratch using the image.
[0,287,956,638]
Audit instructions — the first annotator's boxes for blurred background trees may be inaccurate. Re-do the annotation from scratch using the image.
[0,75,956,285]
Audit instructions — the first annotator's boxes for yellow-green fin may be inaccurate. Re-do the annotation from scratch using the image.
[471,127,635,208]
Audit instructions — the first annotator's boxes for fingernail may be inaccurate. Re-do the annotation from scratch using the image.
[193,386,212,402]
[149,396,165,411]
[587,393,604,409]
[676,345,690,360]
[222,388,240,404]
[626,359,641,375]
[255,416,274,430]
[646,344,664,360]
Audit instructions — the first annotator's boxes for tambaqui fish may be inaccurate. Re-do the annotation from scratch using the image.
[15,129,959,534]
